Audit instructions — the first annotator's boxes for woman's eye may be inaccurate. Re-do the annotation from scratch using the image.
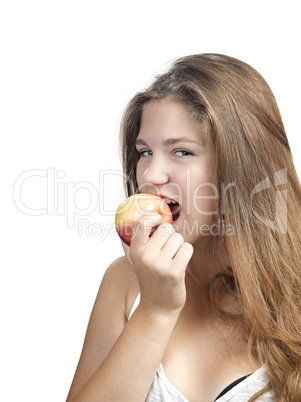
[138,149,152,157]
[174,149,193,157]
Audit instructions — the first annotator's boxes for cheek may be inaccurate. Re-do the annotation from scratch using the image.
[136,162,155,193]
[193,183,217,215]
[136,162,144,186]
[189,167,216,215]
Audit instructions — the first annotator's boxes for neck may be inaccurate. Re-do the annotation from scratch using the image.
[185,236,230,297]
[184,236,243,321]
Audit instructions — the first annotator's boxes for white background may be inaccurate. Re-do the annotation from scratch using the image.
[1,1,300,401]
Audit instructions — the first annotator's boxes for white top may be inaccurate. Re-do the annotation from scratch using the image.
[128,294,275,401]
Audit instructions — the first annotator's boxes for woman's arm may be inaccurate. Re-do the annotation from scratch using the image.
[66,216,193,402]
[66,256,132,401]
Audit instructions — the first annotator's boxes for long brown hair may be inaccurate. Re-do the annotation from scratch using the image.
[120,54,301,401]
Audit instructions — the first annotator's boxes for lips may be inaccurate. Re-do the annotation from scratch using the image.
[157,194,182,222]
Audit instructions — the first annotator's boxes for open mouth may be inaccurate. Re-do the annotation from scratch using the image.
[160,195,182,223]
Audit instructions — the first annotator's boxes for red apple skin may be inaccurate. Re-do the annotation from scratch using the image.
[115,193,172,246]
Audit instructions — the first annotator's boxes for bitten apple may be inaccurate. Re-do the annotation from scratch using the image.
[115,193,172,245]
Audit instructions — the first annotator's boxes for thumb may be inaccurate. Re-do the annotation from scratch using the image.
[121,239,133,267]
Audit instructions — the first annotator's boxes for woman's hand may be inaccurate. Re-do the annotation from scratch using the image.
[122,213,194,315]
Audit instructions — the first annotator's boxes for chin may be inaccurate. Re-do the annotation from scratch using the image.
[174,216,215,245]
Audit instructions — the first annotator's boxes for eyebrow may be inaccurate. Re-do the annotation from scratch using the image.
[135,137,201,147]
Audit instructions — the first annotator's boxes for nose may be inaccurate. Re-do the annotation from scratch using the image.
[138,155,170,192]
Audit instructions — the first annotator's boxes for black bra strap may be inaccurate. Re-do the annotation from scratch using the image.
[214,374,251,401]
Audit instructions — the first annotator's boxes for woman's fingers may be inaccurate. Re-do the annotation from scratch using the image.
[148,222,175,248]
[172,242,194,268]
[159,231,184,260]
[127,216,194,314]
[131,213,165,247]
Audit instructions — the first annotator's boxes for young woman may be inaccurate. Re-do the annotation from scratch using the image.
[66,54,301,401]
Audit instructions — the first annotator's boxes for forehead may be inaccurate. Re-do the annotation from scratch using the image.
[137,99,212,152]
[138,98,202,139]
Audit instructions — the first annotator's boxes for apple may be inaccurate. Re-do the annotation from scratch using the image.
[115,193,172,245]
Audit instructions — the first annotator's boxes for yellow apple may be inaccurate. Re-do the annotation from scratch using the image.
[115,193,172,245]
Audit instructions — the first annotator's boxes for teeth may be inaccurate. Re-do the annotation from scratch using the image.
[164,198,177,204]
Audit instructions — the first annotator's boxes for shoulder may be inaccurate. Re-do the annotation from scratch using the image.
[103,255,133,283]
[99,256,139,319]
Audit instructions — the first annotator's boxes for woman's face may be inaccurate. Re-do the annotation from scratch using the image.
[135,98,217,245]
